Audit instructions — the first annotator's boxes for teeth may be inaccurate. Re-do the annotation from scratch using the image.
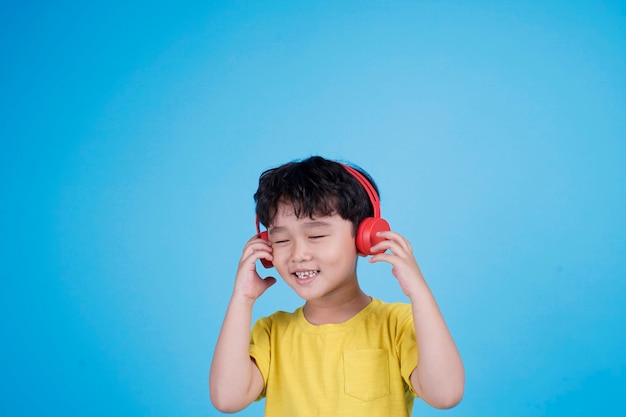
[295,271,318,279]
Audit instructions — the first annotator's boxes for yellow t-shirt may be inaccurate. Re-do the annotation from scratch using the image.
[250,298,418,417]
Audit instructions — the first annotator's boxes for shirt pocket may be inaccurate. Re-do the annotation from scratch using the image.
[343,349,390,401]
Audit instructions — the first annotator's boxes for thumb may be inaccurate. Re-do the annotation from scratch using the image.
[262,276,277,290]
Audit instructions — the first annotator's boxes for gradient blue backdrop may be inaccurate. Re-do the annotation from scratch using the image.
[1,1,625,416]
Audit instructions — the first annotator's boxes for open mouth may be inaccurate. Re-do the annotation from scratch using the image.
[294,270,319,280]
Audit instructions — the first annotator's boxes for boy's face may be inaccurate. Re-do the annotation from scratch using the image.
[267,203,360,302]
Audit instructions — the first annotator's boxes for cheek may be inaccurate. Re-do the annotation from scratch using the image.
[338,233,358,251]
[271,245,289,263]
[324,240,358,263]
[272,244,287,258]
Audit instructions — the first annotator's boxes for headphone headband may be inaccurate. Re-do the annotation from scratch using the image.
[341,164,381,219]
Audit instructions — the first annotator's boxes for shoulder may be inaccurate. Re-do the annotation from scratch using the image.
[369,298,412,315]
[366,298,413,325]
[253,308,302,329]
[251,308,304,346]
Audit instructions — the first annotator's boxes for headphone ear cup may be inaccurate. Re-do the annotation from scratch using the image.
[258,231,274,268]
[356,217,391,255]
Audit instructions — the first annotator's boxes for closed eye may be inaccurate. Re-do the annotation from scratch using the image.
[310,235,326,240]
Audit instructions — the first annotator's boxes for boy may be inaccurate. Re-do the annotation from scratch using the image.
[210,156,464,416]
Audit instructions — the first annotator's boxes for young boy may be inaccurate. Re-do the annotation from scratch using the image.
[210,156,464,416]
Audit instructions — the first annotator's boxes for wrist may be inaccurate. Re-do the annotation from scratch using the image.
[404,278,432,304]
[230,291,257,309]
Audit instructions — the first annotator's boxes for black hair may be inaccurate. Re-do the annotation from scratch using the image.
[254,156,380,234]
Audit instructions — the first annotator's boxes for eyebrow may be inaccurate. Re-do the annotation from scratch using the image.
[302,220,333,229]
[269,220,333,235]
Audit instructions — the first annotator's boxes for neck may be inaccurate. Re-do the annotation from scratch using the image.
[303,289,371,325]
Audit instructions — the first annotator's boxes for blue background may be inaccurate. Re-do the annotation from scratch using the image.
[1,1,625,416]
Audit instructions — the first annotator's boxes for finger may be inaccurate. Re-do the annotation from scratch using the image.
[368,253,419,282]
[367,252,399,266]
[263,276,277,288]
[244,236,273,250]
[372,231,412,255]
[241,248,273,270]
[257,250,274,266]
[242,240,273,260]
[381,231,412,252]
[371,238,409,258]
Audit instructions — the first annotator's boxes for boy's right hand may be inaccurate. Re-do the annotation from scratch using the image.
[233,234,277,301]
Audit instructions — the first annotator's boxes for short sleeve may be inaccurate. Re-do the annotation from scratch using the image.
[249,316,272,399]
[393,304,419,398]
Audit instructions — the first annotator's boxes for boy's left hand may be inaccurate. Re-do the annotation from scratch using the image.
[368,231,425,299]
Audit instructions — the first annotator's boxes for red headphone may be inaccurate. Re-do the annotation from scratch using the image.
[255,164,390,268]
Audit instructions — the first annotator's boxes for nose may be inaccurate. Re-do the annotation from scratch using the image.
[290,238,312,263]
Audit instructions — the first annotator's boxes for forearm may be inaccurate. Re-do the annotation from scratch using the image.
[409,281,464,409]
[368,230,464,407]
[209,295,262,412]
